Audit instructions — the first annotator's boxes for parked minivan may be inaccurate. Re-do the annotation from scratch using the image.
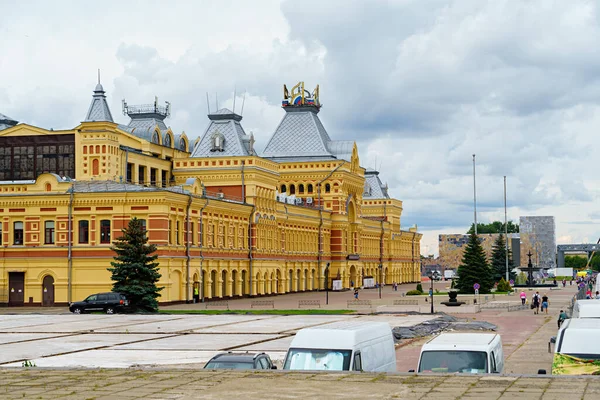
[417,333,504,374]
[546,318,600,375]
[283,321,396,372]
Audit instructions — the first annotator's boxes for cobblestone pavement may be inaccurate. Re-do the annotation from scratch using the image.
[1,368,599,400]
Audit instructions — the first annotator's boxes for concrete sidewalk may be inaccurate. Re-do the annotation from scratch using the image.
[1,368,598,400]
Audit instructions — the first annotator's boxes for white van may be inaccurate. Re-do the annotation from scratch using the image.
[548,318,600,375]
[282,321,396,372]
[417,333,504,374]
[571,299,600,319]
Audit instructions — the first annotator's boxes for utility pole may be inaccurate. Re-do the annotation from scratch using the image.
[473,154,477,235]
[504,176,509,281]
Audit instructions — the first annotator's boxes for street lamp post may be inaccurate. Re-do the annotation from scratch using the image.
[427,270,438,314]
[379,264,383,299]
[325,262,330,305]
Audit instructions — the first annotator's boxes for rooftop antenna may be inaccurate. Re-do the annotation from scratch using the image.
[206,92,210,114]
[97,69,101,84]
[232,86,237,114]
[240,90,247,116]
[215,93,219,111]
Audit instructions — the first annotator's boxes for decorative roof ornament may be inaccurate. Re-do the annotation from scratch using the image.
[84,71,114,122]
[122,96,171,119]
[282,82,320,109]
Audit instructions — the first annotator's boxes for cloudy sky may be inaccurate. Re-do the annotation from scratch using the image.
[2,0,600,255]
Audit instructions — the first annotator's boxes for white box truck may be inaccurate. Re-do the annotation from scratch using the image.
[444,270,456,281]
[416,333,504,374]
[282,321,396,372]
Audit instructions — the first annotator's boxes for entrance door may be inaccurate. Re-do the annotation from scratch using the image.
[8,272,25,306]
[42,275,55,306]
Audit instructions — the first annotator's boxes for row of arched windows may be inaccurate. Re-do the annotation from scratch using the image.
[280,183,330,195]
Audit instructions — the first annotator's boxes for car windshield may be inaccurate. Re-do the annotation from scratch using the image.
[204,361,254,370]
[85,295,97,301]
[283,348,352,371]
[419,351,488,374]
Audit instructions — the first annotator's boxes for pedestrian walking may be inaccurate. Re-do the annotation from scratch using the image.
[519,290,527,305]
[541,293,549,314]
[532,291,541,315]
[354,288,359,300]
[558,310,568,328]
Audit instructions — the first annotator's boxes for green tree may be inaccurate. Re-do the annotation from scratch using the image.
[490,234,516,283]
[516,271,527,285]
[564,255,587,270]
[455,232,494,294]
[467,221,519,234]
[108,217,163,312]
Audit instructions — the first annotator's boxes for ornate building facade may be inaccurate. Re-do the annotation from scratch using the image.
[0,80,421,306]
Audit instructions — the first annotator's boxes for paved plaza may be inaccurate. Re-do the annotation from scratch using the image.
[0,282,585,398]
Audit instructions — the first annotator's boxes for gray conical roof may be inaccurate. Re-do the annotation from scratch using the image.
[84,81,114,122]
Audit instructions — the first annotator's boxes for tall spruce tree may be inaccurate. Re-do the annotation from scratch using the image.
[108,217,163,312]
[455,232,494,294]
[490,234,516,283]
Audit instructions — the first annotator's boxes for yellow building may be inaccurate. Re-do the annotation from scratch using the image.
[0,80,421,306]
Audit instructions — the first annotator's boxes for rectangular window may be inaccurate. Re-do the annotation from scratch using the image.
[44,221,55,244]
[100,220,111,244]
[168,220,172,244]
[78,220,89,244]
[176,221,181,245]
[13,221,24,245]
[190,222,195,245]
[140,219,147,232]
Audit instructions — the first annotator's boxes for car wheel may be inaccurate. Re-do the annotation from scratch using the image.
[105,307,115,315]
[72,307,82,314]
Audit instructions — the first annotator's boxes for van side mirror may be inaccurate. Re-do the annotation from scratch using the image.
[271,365,277,370]
[538,369,547,375]
[550,337,556,344]
[408,369,415,373]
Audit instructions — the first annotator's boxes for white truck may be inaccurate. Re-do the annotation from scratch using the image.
[444,270,456,281]
[416,333,504,374]
[282,321,396,372]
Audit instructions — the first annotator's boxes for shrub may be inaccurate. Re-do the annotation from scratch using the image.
[406,290,422,296]
[416,283,423,293]
[496,278,512,292]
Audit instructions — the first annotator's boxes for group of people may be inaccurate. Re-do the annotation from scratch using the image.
[519,290,549,315]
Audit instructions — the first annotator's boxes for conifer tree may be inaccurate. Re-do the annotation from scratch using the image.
[490,234,516,283]
[108,217,163,312]
[455,232,494,294]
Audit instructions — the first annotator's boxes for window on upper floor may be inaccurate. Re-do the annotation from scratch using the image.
[13,221,23,245]
[179,138,187,151]
[79,220,89,244]
[44,221,55,245]
[152,131,160,144]
[211,132,225,152]
[299,184,304,194]
[281,184,287,193]
[140,219,147,232]
[325,183,331,193]
[307,184,313,194]
[100,220,111,244]
[289,184,296,195]
[164,134,172,148]
[176,220,181,245]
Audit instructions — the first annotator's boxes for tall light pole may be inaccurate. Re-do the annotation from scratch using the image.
[325,263,330,305]
[504,176,509,281]
[473,154,478,234]
[428,271,435,314]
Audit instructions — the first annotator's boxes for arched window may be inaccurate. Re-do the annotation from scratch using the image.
[211,132,225,152]
[289,184,296,195]
[152,131,160,144]
[325,183,331,193]
[45,183,52,192]
[164,134,172,148]
[281,184,287,193]
[179,138,187,151]
[299,184,304,194]
[307,184,313,194]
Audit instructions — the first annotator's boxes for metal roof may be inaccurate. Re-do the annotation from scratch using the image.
[262,107,354,163]
[190,109,255,157]
[84,83,114,123]
[363,170,389,199]
[71,181,189,194]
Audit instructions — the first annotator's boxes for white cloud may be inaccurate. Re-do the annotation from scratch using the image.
[2,0,600,256]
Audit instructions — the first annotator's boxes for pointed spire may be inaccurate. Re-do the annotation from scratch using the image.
[85,72,114,122]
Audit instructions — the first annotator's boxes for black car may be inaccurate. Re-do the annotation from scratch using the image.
[69,292,129,314]
[204,352,277,370]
